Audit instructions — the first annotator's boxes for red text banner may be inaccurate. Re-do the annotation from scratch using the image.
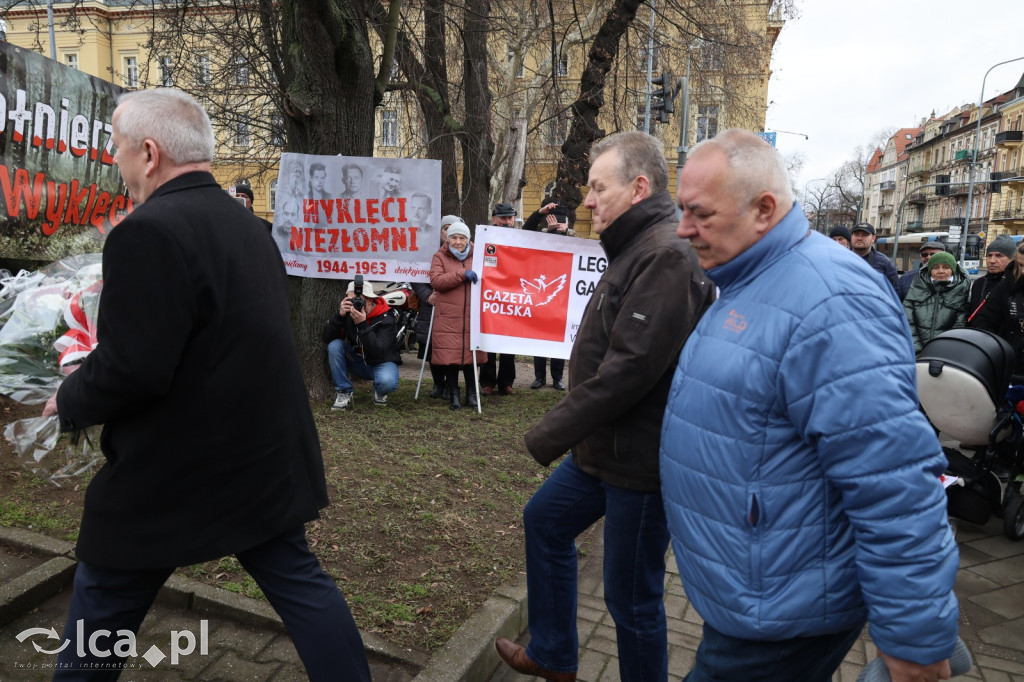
[271,153,440,283]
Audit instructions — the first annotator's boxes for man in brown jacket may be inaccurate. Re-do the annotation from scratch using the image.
[494,131,714,682]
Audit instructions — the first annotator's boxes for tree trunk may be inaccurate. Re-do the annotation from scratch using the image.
[282,0,377,400]
[549,0,643,221]
[459,0,495,231]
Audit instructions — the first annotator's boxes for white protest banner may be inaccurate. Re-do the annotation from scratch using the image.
[271,154,440,283]
[469,225,606,359]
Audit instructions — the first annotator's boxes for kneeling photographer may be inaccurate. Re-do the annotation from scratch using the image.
[323,276,401,409]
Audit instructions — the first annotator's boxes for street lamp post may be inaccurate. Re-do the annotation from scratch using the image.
[961,56,1024,268]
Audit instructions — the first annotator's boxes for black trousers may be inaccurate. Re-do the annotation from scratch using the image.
[54,526,371,681]
[480,352,516,388]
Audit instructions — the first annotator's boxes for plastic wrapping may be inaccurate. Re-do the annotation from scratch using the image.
[1,254,105,485]
[0,254,102,404]
[3,416,102,486]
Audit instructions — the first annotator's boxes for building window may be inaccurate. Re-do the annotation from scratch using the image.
[270,179,278,210]
[124,56,139,88]
[548,114,568,146]
[271,112,285,147]
[234,55,249,86]
[65,53,79,70]
[699,43,723,71]
[381,110,399,147]
[197,55,211,85]
[235,116,250,147]
[641,45,660,72]
[697,105,719,142]
[555,56,568,77]
[160,57,174,87]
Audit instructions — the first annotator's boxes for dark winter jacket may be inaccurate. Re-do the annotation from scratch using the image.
[903,268,970,353]
[862,248,898,288]
[411,282,434,347]
[56,172,327,569]
[321,297,402,365]
[968,270,1008,321]
[896,265,922,300]
[523,190,714,492]
[429,243,487,366]
[970,271,1024,376]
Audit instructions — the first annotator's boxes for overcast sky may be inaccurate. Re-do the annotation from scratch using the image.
[765,0,1024,194]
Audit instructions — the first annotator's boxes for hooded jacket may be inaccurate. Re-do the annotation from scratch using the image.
[524,190,713,492]
[903,265,970,353]
[321,296,401,366]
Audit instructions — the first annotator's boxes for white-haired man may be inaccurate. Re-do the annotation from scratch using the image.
[661,129,959,681]
[42,89,371,681]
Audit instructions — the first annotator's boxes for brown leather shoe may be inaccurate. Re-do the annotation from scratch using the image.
[499,385,517,395]
[494,638,576,682]
[481,385,495,396]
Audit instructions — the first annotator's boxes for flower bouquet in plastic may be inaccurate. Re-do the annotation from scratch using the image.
[1,254,104,486]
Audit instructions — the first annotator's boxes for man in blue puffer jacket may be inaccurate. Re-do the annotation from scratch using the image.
[661,129,959,682]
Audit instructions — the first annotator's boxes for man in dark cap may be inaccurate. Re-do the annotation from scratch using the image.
[829,225,851,248]
[232,181,272,231]
[491,202,517,227]
[896,241,947,301]
[523,201,574,390]
[969,233,1016,319]
[851,222,897,287]
[480,202,520,395]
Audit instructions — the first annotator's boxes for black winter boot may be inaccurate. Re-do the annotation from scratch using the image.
[450,391,462,410]
[466,390,479,409]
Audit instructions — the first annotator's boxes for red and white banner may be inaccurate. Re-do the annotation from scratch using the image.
[271,153,440,283]
[469,225,606,359]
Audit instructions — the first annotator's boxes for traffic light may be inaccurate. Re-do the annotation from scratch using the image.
[650,73,674,124]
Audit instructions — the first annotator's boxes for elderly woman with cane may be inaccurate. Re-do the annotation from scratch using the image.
[429,222,486,410]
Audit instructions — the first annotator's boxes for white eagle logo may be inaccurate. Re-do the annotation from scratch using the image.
[520,274,567,306]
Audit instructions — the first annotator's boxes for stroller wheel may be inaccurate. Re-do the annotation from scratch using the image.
[1003,488,1024,541]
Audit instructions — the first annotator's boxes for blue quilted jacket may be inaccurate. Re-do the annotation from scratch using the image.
[660,204,959,665]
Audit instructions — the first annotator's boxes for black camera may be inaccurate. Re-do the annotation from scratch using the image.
[351,275,365,312]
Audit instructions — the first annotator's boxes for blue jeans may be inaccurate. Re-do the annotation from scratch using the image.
[684,621,864,681]
[523,456,669,681]
[327,339,399,395]
[54,526,371,682]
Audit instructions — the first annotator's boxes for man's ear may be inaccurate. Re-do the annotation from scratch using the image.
[142,138,160,178]
[632,175,651,204]
[753,192,778,234]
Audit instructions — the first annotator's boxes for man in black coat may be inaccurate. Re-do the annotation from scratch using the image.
[42,89,370,681]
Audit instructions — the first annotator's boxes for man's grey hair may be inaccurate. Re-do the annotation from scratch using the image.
[115,89,214,165]
[689,128,795,207]
[590,131,668,195]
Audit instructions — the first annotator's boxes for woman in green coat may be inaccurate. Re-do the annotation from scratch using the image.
[903,251,971,353]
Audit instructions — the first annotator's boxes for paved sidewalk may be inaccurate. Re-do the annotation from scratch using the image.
[489,516,1024,682]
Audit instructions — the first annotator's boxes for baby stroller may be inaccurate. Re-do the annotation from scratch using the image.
[916,328,1024,540]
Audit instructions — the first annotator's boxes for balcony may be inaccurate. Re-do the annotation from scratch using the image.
[996,130,1024,147]
[991,171,1013,193]
[953,149,976,163]
[878,204,893,214]
[907,194,927,206]
[940,217,965,228]
[948,184,968,197]
[906,220,924,230]
[910,164,930,177]
[879,180,896,192]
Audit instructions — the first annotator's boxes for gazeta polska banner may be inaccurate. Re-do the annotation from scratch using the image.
[272,153,440,283]
[0,42,129,261]
[469,225,605,360]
